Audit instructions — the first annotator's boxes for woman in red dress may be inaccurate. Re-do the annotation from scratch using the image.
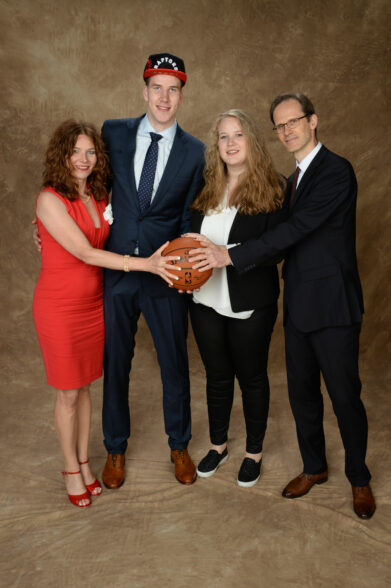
[33,120,180,508]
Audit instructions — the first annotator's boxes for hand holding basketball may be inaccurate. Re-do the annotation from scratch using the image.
[143,241,184,286]
[162,237,213,291]
[183,233,232,270]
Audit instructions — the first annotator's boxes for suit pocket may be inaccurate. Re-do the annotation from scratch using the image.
[300,263,340,282]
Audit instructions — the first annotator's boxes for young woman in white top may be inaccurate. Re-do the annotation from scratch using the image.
[188,109,287,486]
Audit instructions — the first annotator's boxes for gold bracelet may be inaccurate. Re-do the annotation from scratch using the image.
[123,254,130,272]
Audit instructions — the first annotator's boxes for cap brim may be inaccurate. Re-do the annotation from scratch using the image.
[144,68,187,84]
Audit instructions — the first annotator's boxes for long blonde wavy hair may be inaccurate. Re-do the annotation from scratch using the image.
[192,109,286,215]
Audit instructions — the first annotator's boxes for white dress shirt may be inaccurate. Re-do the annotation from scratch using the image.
[296,142,322,186]
[193,191,254,320]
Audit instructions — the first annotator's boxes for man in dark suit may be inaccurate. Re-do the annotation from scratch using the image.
[101,53,204,488]
[189,93,375,519]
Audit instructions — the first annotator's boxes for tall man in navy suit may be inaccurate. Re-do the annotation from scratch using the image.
[101,53,204,488]
[188,93,375,518]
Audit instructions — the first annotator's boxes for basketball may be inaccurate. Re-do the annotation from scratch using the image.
[162,237,212,291]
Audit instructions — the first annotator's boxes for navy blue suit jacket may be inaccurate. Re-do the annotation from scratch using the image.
[102,115,205,296]
[229,146,364,332]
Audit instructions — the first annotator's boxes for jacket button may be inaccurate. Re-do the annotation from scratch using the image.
[138,217,144,222]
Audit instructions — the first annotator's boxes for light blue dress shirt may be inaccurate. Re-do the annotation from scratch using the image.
[134,115,177,203]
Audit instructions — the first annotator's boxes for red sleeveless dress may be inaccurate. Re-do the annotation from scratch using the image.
[33,188,110,389]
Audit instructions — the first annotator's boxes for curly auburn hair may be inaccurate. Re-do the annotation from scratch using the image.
[42,119,110,201]
[192,109,286,215]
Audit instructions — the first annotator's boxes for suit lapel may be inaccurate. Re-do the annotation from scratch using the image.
[191,211,203,233]
[291,145,328,209]
[193,206,244,243]
[125,118,142,200]
[150,125,187,208]
[228,210,241,242]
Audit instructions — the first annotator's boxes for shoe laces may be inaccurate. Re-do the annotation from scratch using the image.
[176,450,185,463]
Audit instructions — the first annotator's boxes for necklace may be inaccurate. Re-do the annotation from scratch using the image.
[80,193,91,204]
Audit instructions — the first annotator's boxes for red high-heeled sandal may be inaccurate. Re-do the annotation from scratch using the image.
[79,459,102,496]
[61,470,91,508]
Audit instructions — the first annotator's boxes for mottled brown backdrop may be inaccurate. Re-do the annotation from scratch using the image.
[1,1,390,587]
[2,0,390,375]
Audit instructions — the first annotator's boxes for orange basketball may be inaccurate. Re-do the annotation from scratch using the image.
[162,237,212,291]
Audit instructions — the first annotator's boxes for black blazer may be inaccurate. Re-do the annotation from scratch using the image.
[229,146,364,331]
[102,115,205,296]
[191,199,288,312]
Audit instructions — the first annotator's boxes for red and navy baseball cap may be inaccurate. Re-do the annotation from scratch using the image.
[143,53,187,85]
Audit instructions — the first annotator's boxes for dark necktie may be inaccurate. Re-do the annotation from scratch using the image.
[138,132,162,212]
[289,166,301,209]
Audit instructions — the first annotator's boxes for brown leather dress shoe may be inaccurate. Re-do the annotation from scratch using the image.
[352,484,376,519]
[282,471,328,498]
[102,453,125,489]
[171,449,196,485]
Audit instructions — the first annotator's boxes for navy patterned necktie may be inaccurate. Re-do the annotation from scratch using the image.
[289,166,301,209]
[138,132,163,212]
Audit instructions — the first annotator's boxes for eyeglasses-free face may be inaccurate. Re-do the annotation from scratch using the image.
[143,74,183,132]
[217,116,249,174]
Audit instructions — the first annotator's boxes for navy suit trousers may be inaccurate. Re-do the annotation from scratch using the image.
[103,273,191,453]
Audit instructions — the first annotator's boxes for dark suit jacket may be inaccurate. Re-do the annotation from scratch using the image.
[229,146,364,331]
[102,115,205,296]
[192,198,288,312]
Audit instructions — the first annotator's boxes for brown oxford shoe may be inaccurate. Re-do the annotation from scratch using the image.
[282,471,328,498]
[171,449,196,485]
[352,484,376,519]
[102,453,125,489]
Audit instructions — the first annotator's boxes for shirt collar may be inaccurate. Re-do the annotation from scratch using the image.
[139,115,177,144]
[296,142,322,174]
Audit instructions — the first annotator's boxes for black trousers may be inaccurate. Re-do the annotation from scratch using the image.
[190,301,278,453]
[285,316,371,486]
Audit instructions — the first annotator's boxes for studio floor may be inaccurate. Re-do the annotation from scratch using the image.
[1,317,390,588]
